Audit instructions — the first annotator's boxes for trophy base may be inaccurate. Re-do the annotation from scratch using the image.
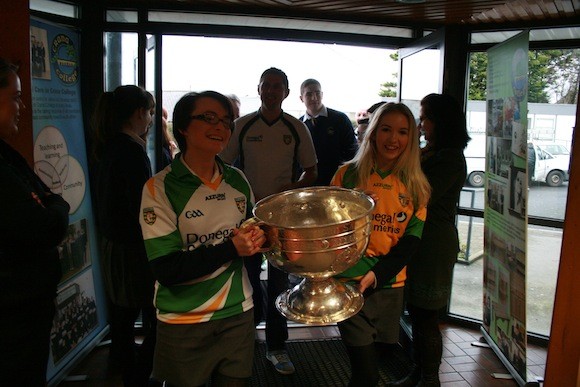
[275,278,364,325]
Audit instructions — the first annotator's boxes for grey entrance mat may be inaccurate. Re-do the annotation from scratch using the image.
[250,338,413,386]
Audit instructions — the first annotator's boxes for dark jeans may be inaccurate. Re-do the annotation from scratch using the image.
[246,256,289,351]
[407,303,443,379]
[0,297,55,386]
[245,254,265,326]
[110,303,157,386]
[265,263,289,351]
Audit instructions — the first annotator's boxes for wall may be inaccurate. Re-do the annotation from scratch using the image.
[544,96,580,386]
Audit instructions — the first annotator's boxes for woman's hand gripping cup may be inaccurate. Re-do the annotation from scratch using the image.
[232,221,268,256]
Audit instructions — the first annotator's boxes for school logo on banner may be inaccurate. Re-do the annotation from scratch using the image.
[52,33,79,85]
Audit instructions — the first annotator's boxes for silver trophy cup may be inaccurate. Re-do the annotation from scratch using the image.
[249,186,374,325]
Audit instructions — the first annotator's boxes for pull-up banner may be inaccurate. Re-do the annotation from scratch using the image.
[30,18,109,386]
[482,31,529,385]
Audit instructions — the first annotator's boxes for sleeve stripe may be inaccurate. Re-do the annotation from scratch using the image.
[145,177,156,198]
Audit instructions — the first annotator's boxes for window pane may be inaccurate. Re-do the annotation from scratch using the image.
[30,0,78,18]
[161,35,397,120]
[471,27,580,44]
[471,31,522,44]
[107,10,138,23]
[526,226,560,336]
[530,27,580,41]
[451,48,576,336]
[145,34,157,172]
[149,11,413,38]
[451,205,560,336]
[451,212,484,319]
[104,32,138,90]
[400,48,441,112]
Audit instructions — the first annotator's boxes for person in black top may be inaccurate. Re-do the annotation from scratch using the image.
[394,93,470,387]
[91,85,157,386]
[0,57,70,386]
[527,142,536,184]
[299,78,358,185]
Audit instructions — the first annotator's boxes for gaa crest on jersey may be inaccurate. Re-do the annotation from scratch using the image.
[143,207,157,225]
[235,196,247,214]
[283,134,293,145]
[398,194,410,207]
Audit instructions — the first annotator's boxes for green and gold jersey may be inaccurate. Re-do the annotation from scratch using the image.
[331,164,427,288]
[140,157,254,324]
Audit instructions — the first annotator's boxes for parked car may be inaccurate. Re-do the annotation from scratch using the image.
[464,134,486,187]
[466,156,485,187]
[537,143,570,157]
[528,142,570,186]
[464,137,570,187]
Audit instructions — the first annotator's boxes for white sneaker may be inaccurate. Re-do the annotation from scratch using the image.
[266,350,295,375]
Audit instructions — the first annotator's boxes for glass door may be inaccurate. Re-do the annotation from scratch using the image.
[398,29,444,117]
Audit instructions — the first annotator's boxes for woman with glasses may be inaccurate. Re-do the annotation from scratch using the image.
[91,85,157,386]
[140,91,266,386]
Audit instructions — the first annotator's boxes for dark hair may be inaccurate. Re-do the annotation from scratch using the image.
[420,93,470,149]
[259,67,289,89]
[0,58,18,88]
[300,78,321,94]
[227,94,240,105]
[91,85,154,160]
[356,101,385,125]
[172,90,234,154]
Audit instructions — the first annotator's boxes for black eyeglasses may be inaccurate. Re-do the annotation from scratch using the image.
[190,112,233,130]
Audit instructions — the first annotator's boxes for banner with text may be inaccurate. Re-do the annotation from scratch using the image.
[30,19,108,384]
[483,31,529,385]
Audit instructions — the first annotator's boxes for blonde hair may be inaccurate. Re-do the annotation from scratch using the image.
[348,102,431,209]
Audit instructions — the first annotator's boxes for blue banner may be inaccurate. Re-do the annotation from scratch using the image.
[30,19,108,384]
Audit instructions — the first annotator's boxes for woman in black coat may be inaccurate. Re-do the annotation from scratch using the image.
[0,58,70,386]
[91,85,156,386]
[395,93,470,387]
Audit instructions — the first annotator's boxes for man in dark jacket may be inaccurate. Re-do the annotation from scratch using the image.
[299,78,358,185]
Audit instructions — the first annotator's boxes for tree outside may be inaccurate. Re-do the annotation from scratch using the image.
[381,49,580,105]
[379,52,399,98]
[468,49,580,104]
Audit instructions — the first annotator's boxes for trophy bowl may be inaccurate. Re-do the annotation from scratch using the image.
[251,186,374,325]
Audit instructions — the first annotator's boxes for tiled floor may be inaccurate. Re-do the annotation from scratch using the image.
[58,321,546,386]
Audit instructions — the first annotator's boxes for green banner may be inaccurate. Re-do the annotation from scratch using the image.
[483,31,529,385]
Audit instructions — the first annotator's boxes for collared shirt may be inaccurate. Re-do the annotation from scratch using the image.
[299,106,358,185]
[302,105,328,122]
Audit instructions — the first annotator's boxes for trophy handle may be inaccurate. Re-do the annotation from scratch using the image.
[240,217,272,253]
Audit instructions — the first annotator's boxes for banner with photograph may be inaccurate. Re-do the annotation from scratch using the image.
[482,31,529,385]
[30,19,109,384]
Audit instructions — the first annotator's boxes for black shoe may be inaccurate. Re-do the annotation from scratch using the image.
[416,374,440,387]
[390,365,421,387]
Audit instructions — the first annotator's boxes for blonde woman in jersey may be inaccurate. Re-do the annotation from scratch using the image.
[139,91,266,386]
[331,102,431,387]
